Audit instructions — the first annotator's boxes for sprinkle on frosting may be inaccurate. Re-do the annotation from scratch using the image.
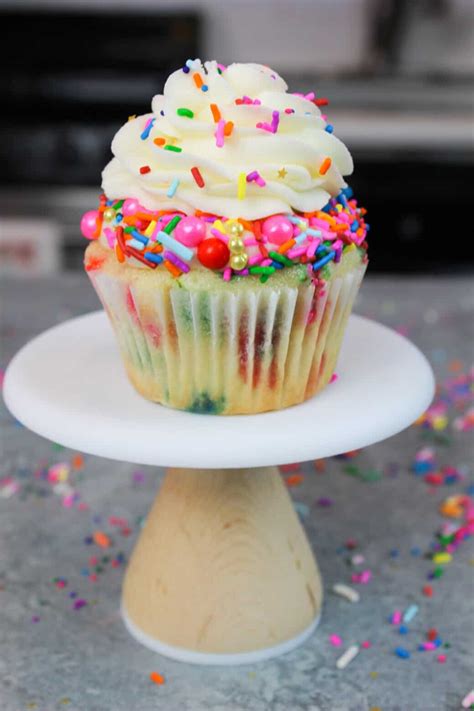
[210,103,221,122]
[101,60,354,220]
[83,60,369,283]
[193,73,204,89]
[140,117,155,140]
[167,178,180,198]
[191,166,205,188]
[177,107,194,118]
[215,119,225,147]
[319,157,332,175]
[237,173,246,200]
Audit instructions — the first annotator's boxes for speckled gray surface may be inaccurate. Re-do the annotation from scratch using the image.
[0,274,473,711]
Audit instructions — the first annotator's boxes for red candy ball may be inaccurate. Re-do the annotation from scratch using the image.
[197,237,230,270]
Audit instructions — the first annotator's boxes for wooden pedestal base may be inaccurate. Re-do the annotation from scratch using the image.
[122,466,322,661]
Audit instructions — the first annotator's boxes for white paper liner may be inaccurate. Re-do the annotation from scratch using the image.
[89,262,366,414]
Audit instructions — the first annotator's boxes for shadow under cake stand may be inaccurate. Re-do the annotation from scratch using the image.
[4,311,434,665]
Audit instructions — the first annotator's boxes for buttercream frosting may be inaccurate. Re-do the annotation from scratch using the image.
[102,60,353,220]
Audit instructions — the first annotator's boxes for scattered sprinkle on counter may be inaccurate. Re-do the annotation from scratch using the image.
[150,672,165,685]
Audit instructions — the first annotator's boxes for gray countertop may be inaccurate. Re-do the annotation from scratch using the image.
[1,273,473,711]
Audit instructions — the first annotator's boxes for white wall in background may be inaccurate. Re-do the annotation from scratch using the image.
[5,0,373,74]
[0,219,61,276]
[398,0,474,76]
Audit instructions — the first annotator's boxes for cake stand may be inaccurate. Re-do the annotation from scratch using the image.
[3,311,434,665]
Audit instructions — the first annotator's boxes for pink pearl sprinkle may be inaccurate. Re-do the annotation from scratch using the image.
[329,634,342,647]
[262,215,293,245]
[121,198,140,217]
[361,640,371,649]
[80,210,100,240]
[174,216,206,247]
[437,654,447,663]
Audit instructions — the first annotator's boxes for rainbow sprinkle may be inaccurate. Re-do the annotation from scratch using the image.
[167,178,180,198]
[81,66,369,281]
[176,108,194,118]
[191,166,205,188]
[140,118,155,140]
[237,173,246,200]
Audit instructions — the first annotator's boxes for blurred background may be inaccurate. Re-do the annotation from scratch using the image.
[0,0,473,275]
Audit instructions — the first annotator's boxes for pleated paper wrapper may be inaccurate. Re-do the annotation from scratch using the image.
[88,262,366,415]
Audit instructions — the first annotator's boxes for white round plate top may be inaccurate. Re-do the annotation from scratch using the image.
[4,311,434,468]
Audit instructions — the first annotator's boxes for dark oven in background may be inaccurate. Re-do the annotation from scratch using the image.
[0,7,472,274]
[1,8,201,185]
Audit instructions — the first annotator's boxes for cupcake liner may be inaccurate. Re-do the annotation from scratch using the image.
[88,262,366,415]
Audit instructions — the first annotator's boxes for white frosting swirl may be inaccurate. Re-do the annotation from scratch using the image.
[102,60,353,220]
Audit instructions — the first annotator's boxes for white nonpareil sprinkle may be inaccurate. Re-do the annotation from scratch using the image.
[336,644,360,670]
[333,583,360,603]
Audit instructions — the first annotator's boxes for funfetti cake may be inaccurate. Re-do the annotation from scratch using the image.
[81,60,368,415]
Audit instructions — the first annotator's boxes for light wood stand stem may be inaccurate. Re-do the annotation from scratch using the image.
[122,466,322,656]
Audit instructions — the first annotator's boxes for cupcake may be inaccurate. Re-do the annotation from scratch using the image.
[82,60,368,415]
